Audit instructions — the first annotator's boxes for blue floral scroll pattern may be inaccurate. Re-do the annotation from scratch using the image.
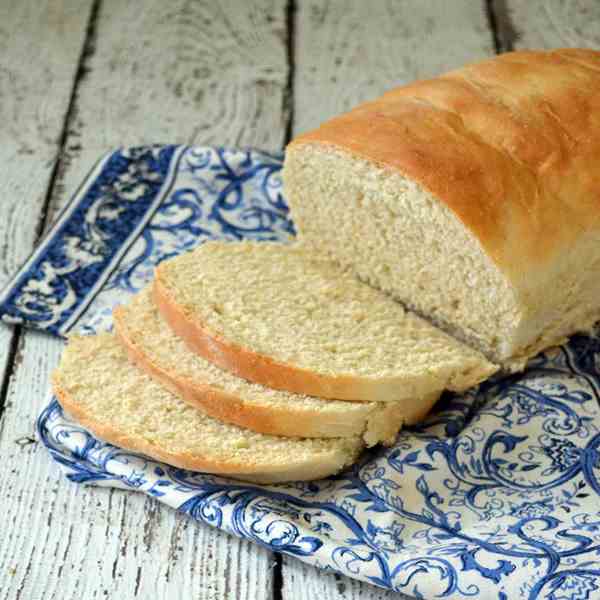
[107,146,293,293]
[0,145,184,335]
[5,143,600,598]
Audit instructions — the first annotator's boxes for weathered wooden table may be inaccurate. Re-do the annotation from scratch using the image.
[1,1,598,598]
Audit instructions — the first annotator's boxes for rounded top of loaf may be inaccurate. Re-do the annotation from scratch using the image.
[288,49,600,282]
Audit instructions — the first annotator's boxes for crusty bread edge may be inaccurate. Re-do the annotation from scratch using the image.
[113,304,385,441]
[153,268,470,403]
[51,369,360,484]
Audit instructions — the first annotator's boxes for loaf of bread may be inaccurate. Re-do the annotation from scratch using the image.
[52,240,498,483]
[52,333,363,483]
[154,241,496,403]
[283,49,600,370]
[114,287,411,445]
[56,52,598,483]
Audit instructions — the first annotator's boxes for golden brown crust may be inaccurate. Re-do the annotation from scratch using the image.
[51,372,359,484]
[154,271,402,402]
[116,299,437,441]
[113,304,380,440]
[152,270,480,402]
[289,49,600,280]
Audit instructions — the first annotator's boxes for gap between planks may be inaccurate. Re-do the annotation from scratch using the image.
[487,0,518,52]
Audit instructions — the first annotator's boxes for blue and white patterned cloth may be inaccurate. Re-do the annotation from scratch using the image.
[2,145,600,599]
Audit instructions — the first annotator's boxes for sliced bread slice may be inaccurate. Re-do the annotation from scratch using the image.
[114,287,425,445]
[52,333,363,483]
[154,241,498,403]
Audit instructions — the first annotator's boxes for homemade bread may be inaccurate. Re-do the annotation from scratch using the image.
[283,48,600,370]
[52,333,363,483]
[154,241,497,402]
[114,287,416,445]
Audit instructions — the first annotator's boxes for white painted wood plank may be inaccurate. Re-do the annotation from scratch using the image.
[45,0,290,224]
[291,0,495,137]
[0,3,91,588]
[63,0,288,148]
[1,0,290,598]
[282,1,496,597]
[497,0,600,50]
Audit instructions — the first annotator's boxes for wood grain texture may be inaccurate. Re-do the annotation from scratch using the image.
[44,0,291,225]
[496,0,600,50]
[291,0,495,136]
[62,0,288,149]
[0,333,275,600]
[283,0,496,597]
[0,0,289,598]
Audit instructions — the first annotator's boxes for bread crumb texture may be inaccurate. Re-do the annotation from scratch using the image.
[115,287,410,443]
[156,241,496,393]
[52,333,363,482]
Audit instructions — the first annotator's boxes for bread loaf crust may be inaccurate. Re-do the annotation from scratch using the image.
[290,49,600,278]
[287,49,600,365]
[113,302,410,444]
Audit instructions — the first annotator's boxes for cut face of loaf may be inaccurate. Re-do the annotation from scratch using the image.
[52,333,363,483]
[154,241,497,403]
[283,146,520,365]
[114,287,420,446]
[283,48,600,370]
